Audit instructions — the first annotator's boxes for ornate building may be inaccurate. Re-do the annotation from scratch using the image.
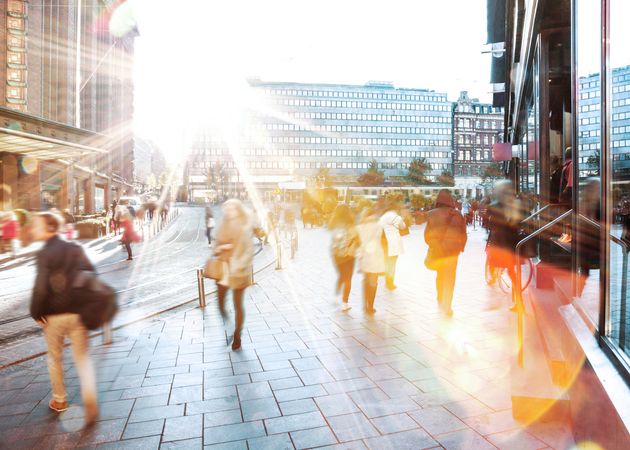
[0,0,137,214]
[452,91,503,198]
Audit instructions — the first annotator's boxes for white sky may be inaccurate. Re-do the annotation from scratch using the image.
[130,0,493,162]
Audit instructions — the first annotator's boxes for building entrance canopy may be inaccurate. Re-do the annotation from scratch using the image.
[0,106,108,160]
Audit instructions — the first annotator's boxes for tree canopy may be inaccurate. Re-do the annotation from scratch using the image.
[307,167,334,189]
[357,159,385,185]
[435,169,454,186]
[406,157,432,185]
[479,162,504,188]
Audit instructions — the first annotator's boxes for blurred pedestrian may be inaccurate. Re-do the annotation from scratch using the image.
[121,208,140,261]
[461,198,471,225]
[264,210,277,245]
[487,180,524,311]
[206,206,215,248]
[252,209,267,246]
[424,190,467,316]
[329,204,360,311]
[214,200,253,350]
[378,202,407,290]
[0,211,20,258]
[29,212,98,425]
[357,208,384,314]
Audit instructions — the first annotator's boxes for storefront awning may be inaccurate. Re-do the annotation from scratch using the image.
[278,181,306,190]
[0,106,108,160]
[0,127,107,159]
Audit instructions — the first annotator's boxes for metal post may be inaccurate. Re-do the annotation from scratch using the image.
[276,243,283,270]
[103,322,112,345]
[197,269,206,307]
[620,249,628,349]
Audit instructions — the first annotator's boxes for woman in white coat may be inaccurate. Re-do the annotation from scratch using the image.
[378,202,407,289]
[357,208,385,314]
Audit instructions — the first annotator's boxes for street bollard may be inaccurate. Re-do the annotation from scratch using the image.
[197,269,206,307]
[276,243,283,270]
[291,237,296,259]
[103,322,112,345]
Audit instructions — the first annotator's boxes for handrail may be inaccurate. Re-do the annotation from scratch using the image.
[520,204,559,225]
[578,213,629,252]
[514,209,573,368]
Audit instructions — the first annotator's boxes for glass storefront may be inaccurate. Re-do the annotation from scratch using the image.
[606,0,630,359]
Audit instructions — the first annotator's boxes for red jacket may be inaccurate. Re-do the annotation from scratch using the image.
[2,220,19,239]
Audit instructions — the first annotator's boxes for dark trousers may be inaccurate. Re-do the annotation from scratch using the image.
[218,285,245,337]
[363,273,378,310]
[436,256,458,312]
[124,241,132,259]
[206,228,212,244]
[335,257,355,303]
[385,255,398,284]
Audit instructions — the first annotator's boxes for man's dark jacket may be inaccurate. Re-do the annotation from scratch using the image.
[30,235,94,321]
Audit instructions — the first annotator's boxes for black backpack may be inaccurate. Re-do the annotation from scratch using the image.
[69,246,118,330]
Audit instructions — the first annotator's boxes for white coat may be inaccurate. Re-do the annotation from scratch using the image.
[357,218,385,274]
[379,210,406,257]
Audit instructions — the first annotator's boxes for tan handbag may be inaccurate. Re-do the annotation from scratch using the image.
[204,258,223,280]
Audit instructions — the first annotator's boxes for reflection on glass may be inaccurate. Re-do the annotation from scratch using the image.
[575,0,601,325]
[609,0,630,353]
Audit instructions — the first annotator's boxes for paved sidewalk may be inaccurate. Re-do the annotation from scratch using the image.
[0,224,574,449]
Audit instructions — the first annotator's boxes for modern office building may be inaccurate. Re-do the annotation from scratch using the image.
[452,91,504,197]
[186,79,453,202]
[489,0,630,446]
[133,136,154,189]
[0,0,137,214]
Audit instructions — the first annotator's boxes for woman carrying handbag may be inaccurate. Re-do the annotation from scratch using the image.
[424,190,467,316]
[211,200,253,350]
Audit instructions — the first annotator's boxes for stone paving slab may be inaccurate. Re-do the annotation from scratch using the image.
[0,224,576,449]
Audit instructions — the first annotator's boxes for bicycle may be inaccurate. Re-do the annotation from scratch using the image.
[484,241,534,294]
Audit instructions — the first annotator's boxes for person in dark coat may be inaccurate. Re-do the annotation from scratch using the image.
[486,180,524,310]
[424,189,467,316]
[30,212,98,424]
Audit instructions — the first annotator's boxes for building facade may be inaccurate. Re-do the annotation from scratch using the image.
[186,80,453,202]
[133,136,153,189]
[452,91,503,197]
[489,0,630,446]
[0,0,137,215]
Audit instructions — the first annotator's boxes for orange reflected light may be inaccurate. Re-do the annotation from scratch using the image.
[20,156,38,174]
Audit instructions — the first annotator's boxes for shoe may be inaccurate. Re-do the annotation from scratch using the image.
[84,399,98,426]
[386,283,397,290]
[366,308,376,315]
[342,303,352,312]
[232,334,241,351]
[125,257,133,261]
[444,308,453,316]
[509,305,518,312]
[49,399,67,412]
[206,244,212,248]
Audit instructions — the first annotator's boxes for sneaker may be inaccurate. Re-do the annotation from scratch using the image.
[509,305,518,312]
[206,244,212,248]
[125,257,133,261]
[49,399,67,412]
[444,308,454,316]
[342,303,352,312]
[366,307,376,315]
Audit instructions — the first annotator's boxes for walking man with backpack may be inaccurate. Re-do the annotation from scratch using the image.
[30,212,99,426]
